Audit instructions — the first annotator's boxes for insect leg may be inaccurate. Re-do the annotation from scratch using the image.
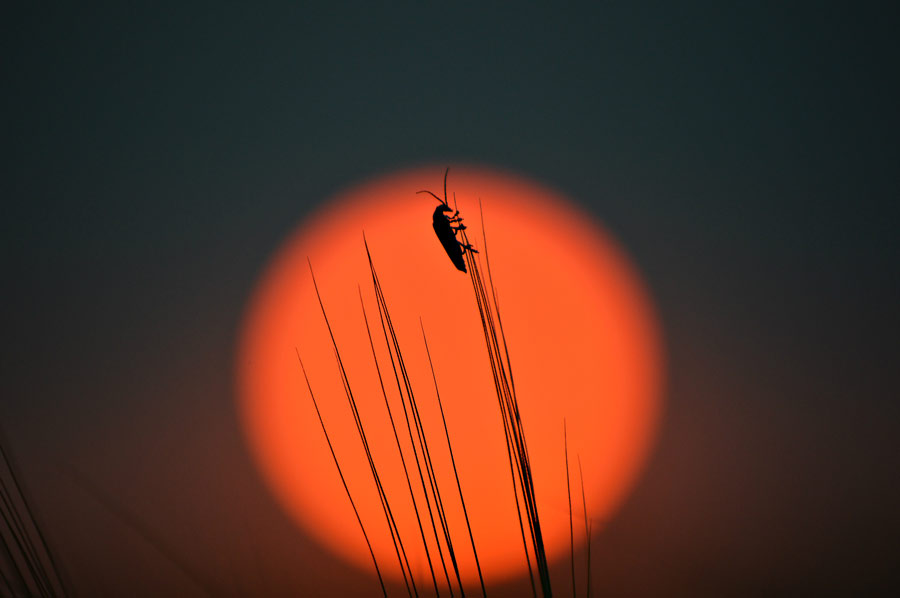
[458,240,479,254]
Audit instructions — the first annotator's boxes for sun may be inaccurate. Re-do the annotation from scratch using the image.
[236,165,664,589]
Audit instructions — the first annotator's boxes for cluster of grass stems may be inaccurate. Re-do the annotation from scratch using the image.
[0,174,596,598]
[299,180,593,597]
[0,434,68,597]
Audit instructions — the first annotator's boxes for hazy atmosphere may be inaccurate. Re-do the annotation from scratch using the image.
[3,3,898,596]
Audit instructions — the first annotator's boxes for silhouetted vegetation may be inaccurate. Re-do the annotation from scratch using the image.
[0,433,68,597]
[298,170,595,597]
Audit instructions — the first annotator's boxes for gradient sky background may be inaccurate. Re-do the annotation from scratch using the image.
[3,2,898,596]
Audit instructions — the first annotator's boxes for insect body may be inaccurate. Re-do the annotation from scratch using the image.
[418,169,478,273]
[432,204,468,272]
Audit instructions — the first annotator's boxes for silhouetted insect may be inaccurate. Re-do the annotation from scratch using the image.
[417,168,478,273]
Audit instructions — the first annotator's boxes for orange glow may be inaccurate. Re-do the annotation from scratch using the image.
[236,165,664,587]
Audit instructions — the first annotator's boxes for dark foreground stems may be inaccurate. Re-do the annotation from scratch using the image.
[421,320,487,598]
[459,204,554,597]
[308,262,416,598]
[565,422,575,598]
[0,435,68,598]
[295,350,389,598]
[365,241,464,597]
[300,180,559,596]
[359,285,433,598]
[301,246,488,597]
[577,456,591,598]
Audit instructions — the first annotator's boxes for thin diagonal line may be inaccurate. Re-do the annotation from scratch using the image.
[295,350,387,597]
[421,320,487,597]
[565,422,575,598]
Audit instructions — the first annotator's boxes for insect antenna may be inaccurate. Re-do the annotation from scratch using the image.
[416,167,451,206]
[443,167,449,205]
[416,189,445,205]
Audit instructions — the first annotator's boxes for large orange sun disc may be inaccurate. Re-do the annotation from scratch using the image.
[237,165,664,588]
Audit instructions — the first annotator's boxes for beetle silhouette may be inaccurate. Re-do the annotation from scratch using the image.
[417,168,478,273]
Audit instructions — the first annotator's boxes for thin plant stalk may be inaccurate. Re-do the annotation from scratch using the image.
[577,456,591,598]
[365,242,459,596]
[294,351,389,598]
[309,263,418,598]
[457,203,553,596]
[565,421,575,598]
[0,435,68,597]
[421,319,488,597]
[359,285,437,598]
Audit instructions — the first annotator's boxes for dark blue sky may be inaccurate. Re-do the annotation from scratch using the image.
[3,3,898,595]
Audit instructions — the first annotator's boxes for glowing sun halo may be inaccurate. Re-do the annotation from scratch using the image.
[237,165,664,588]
